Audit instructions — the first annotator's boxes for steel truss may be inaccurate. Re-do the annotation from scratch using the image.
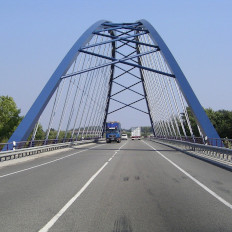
[7,20,220,147]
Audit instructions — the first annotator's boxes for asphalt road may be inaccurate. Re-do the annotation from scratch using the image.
[0,139,231,232]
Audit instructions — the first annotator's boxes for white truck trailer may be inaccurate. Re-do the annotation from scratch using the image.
[131,127,141,140]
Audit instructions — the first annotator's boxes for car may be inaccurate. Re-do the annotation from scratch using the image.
[121,134,128,140]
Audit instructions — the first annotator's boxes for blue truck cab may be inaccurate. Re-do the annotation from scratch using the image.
[106,121,121,143]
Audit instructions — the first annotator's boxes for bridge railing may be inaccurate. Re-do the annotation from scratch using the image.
[150,137,232,170]
[153,136,232,149]
[0,138,103,162]
[0,137,101,152]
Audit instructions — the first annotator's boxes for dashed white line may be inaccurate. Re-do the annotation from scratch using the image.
[143,140,232,210]
[38,141,128,232]
[0,144,104,179]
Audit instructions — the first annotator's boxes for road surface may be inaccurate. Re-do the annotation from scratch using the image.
[0,139,231,232]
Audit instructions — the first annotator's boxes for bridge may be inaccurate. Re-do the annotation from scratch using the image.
[0,20,232,231]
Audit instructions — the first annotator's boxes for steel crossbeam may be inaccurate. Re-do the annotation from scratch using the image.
[108,98,148,115]
[80,32,148,50]
[69,48,173,78]
[111,81,144,97]
[114,66,140,79]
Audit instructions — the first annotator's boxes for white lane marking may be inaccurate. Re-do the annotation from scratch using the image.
[38,162,108,232]
[143,140,232,210]
[38,141,128,232]
[0,144,104,179]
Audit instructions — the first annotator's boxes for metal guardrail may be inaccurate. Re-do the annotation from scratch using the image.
[0,137,101,151]
[150,137,232,170]
[0,139,99,162]
[152,136,232,149]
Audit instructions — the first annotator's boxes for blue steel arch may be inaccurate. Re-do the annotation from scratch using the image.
[138,19,219,139]
[7,19,220,146]
[7,20,109,144]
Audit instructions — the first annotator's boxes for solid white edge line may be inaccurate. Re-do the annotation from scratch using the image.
[0,144,104,178]
[143,140,232,210]
[38,141,128,232]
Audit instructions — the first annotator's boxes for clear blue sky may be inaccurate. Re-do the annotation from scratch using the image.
[1,0,232,128]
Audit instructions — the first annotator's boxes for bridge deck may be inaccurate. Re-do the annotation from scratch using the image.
[0,140,231,231]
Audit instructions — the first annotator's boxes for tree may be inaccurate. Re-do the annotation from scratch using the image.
[34,124,46,140]
[141,126,153,137]
[181,107,232,139]
[47,128,57,139]
[28,123,46,141]
[206,109,232,138]
[181,107,200,137]
[0,96,23,143]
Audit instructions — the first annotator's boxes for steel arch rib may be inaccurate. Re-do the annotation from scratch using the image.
[138,19,220,140]
[7,20,108,144]
[7,19,220,148]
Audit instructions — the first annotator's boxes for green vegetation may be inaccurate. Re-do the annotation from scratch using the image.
[1,95,232,143]
[181,107,232,138]
[205,109,232,138]
[0,96,23,143]
[27,124,46,141]
[141,126,153,137]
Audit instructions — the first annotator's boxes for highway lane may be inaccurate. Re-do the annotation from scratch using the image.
[0,140,231,231]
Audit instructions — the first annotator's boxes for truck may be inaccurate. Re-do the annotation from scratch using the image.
[131,127,141,140]
[105,121,121,143]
